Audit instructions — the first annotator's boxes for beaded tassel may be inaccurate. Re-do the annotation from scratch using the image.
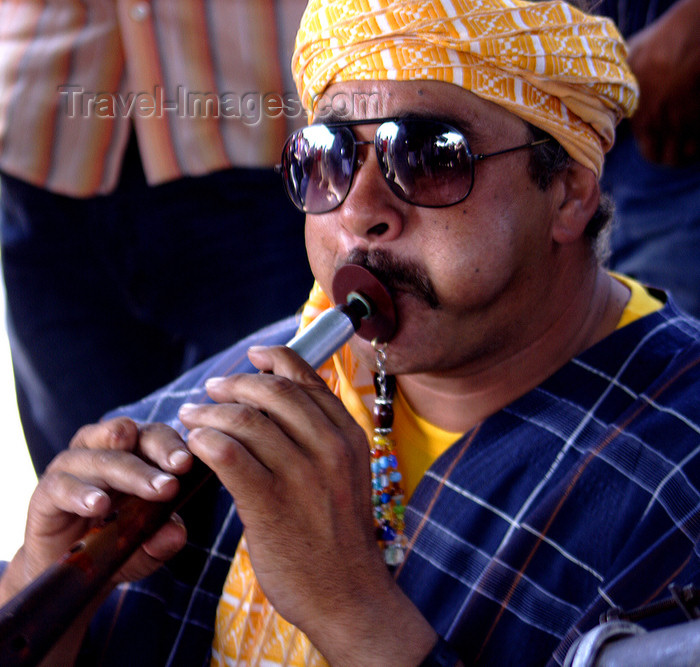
[371,341,407,566]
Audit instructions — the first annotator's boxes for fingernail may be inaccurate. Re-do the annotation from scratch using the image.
[178,402,198,417]
[169,449,191,467]
[170,512,184,527]
[84,490,106,510]
[205,377,226,389]
[151,473,175,492]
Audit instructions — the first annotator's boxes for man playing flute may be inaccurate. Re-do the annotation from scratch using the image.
[2,1,700,665]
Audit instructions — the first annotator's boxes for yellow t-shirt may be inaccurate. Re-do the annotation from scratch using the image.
[613,272,663,329]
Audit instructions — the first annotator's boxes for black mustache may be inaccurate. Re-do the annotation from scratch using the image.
[344,248,440,310]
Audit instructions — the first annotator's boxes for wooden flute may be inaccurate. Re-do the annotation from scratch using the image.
[0,264,395,666]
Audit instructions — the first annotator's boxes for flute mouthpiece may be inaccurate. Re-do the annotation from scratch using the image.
[332,264,396,343]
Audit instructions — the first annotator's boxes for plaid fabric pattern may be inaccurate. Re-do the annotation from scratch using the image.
[80,297,700,666]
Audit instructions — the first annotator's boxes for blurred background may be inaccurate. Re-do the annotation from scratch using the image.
[0,281,37,562]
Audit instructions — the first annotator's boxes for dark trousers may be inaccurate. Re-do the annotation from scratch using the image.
[0,138,313,473]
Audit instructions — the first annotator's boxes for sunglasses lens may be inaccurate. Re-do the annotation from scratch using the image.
[376,120,473,207]
[281,119,475,213]
[281,126,355,213]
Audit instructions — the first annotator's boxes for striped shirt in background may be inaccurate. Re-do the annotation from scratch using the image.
[0,0,308,197]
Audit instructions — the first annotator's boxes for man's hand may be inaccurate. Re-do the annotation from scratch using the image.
[179,346,437,666]
[0,417,191,605]
[627,0,700,166]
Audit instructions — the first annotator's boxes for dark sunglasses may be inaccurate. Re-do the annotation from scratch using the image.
[277,116,550,214]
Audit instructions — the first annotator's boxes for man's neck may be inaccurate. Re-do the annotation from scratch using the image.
[396,267,630,433]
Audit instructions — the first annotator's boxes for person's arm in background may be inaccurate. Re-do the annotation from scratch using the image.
[626,0,700,166]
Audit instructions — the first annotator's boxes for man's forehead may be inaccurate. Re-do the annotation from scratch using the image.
[318,79,469,118]
[314,79,521,134]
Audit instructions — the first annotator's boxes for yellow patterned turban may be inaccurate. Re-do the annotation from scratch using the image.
[292,0,639,177]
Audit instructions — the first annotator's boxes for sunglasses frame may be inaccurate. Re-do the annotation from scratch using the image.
[277,116,551,213]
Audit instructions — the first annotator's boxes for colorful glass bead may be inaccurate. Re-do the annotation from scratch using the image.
[384,535,408,566]
[373,400,394,429]
[381,525,396,542]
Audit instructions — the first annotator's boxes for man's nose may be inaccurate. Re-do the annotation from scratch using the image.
[337,144,407,242]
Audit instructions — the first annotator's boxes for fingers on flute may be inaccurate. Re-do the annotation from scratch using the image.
[240,346,359,431]
[70,418,192,475]
[180,381,320,469]
[185,425,276,510]
[70,417,140,451]
[180,413,276,494]
[197,369,365,458]
[30,471,111,525]
[42,448,181,514]
[245,344,322,377]
[138,422,193,474]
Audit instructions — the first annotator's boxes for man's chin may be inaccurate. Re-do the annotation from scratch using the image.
[348,319,423,375]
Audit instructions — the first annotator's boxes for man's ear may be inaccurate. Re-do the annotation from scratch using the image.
[551,162,600,244]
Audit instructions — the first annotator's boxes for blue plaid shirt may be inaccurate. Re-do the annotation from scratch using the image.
[77,295,700,666]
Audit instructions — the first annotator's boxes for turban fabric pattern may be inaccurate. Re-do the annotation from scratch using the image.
[292,0,640,176]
